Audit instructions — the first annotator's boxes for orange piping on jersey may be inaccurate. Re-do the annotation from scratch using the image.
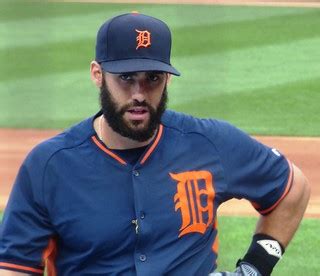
[259,160,294,215]
[92,136,127,165]
[42,238,58,276]
[213,217,218,229]
[251,201,260,210]
[140,124,163,165]
[212,236,219,254]
[0,262,43,274]
[211,217,219,254]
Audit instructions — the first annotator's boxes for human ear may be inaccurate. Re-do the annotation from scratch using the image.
[166,73,172,85]
[90,61,103,87]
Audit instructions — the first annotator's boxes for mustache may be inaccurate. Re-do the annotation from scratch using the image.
[127,100,148,107]
[119,100,152,114]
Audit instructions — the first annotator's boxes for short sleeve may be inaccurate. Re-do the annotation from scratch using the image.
[0,160,55,274]
[214,121,293,215]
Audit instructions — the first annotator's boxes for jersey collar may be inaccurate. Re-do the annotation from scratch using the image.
[91,124,164,166]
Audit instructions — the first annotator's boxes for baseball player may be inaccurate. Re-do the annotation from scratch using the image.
[0,13,310,276]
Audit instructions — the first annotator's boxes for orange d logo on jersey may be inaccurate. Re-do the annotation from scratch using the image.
[135,29,151,50]
[170,171,215,238]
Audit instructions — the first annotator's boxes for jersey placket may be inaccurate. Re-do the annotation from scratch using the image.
[130,125,164,273]
[131,163,150,271]
[91,125,164,273]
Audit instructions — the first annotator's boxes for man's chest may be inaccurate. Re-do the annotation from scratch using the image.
[43,131,228,275]
[45,153,223,256]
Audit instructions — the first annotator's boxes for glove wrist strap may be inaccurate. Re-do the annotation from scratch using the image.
[239,233,285,276]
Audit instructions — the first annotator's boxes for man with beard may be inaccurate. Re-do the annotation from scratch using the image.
[0,13,310,276]
[98,72,168,144]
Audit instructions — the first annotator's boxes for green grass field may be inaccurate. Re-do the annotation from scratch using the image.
[0,1,320,135]
[217,216,320,275]
[1,2,319,275]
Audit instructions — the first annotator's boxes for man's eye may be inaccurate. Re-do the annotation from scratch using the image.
[148,74,160,82]
[119,74,133,81]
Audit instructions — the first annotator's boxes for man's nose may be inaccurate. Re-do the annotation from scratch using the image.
[131,80,147,102]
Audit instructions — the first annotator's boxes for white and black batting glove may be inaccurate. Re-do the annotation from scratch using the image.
[209,261,261,276]
[210,233,284,276]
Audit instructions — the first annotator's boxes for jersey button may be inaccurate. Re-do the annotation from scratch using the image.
[140,212,145,219]
[139,254,147,262]
[133,170,140,177]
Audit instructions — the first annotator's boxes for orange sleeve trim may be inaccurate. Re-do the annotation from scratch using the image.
[211,217,219,254]
[259,160,294,215]
[42,237,58,276]
[0,262,43,274]
[212,236,219,255]
[140,124,163,165]
[92,136,127,165]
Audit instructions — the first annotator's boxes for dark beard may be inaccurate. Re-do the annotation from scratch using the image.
[99,78,167,142]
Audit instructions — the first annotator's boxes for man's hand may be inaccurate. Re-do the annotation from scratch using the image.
[209,261,261,276]
[234,262,262,276]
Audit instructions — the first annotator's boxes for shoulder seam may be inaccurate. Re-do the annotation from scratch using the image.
[40,136,91,212]
[165,121,230,201]
[163,120,227,179]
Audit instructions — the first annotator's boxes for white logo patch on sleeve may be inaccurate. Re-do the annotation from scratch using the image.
[257,240,282,259]
[271,148,281,157]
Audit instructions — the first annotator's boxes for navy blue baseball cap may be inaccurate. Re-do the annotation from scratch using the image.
[95,12,180,76]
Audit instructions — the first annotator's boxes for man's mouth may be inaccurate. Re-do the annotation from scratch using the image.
[126,107,149,120]
[128,107,148,114]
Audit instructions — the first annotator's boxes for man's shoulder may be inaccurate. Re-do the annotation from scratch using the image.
[24,115,95,167]
[161,110,230,137]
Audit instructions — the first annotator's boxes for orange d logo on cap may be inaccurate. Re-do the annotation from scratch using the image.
[136,29,151,50]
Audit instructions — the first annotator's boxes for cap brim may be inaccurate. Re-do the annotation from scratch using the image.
[100,59,180,76]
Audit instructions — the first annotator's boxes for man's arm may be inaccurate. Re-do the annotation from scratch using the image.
[255,163,310,247]
[0,270,30,275]
[234,163,311,275]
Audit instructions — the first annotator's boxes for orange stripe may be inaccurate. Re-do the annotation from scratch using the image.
[211,218,219,254]
[213,217,218,229]
[0,262,43,274]
[212,236,219,254]
[92,136,127,165]
[42,238,58,276]
[140,124,163,165]
[259,160,294,215]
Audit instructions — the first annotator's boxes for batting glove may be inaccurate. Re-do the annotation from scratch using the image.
[209,261,262,276]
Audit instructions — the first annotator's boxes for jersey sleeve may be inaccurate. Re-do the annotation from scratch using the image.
[212,121,293,215]
[0,155,55,274]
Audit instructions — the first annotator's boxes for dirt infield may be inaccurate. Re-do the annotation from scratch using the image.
[0,129,319,217]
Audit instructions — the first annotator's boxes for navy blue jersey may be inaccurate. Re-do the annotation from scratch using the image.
[0,110,292,275]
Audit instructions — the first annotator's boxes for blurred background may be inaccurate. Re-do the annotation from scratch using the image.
[0,1,319,274]
[1,0,319,135]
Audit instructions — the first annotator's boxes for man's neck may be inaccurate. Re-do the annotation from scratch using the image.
[94,115,156,150]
